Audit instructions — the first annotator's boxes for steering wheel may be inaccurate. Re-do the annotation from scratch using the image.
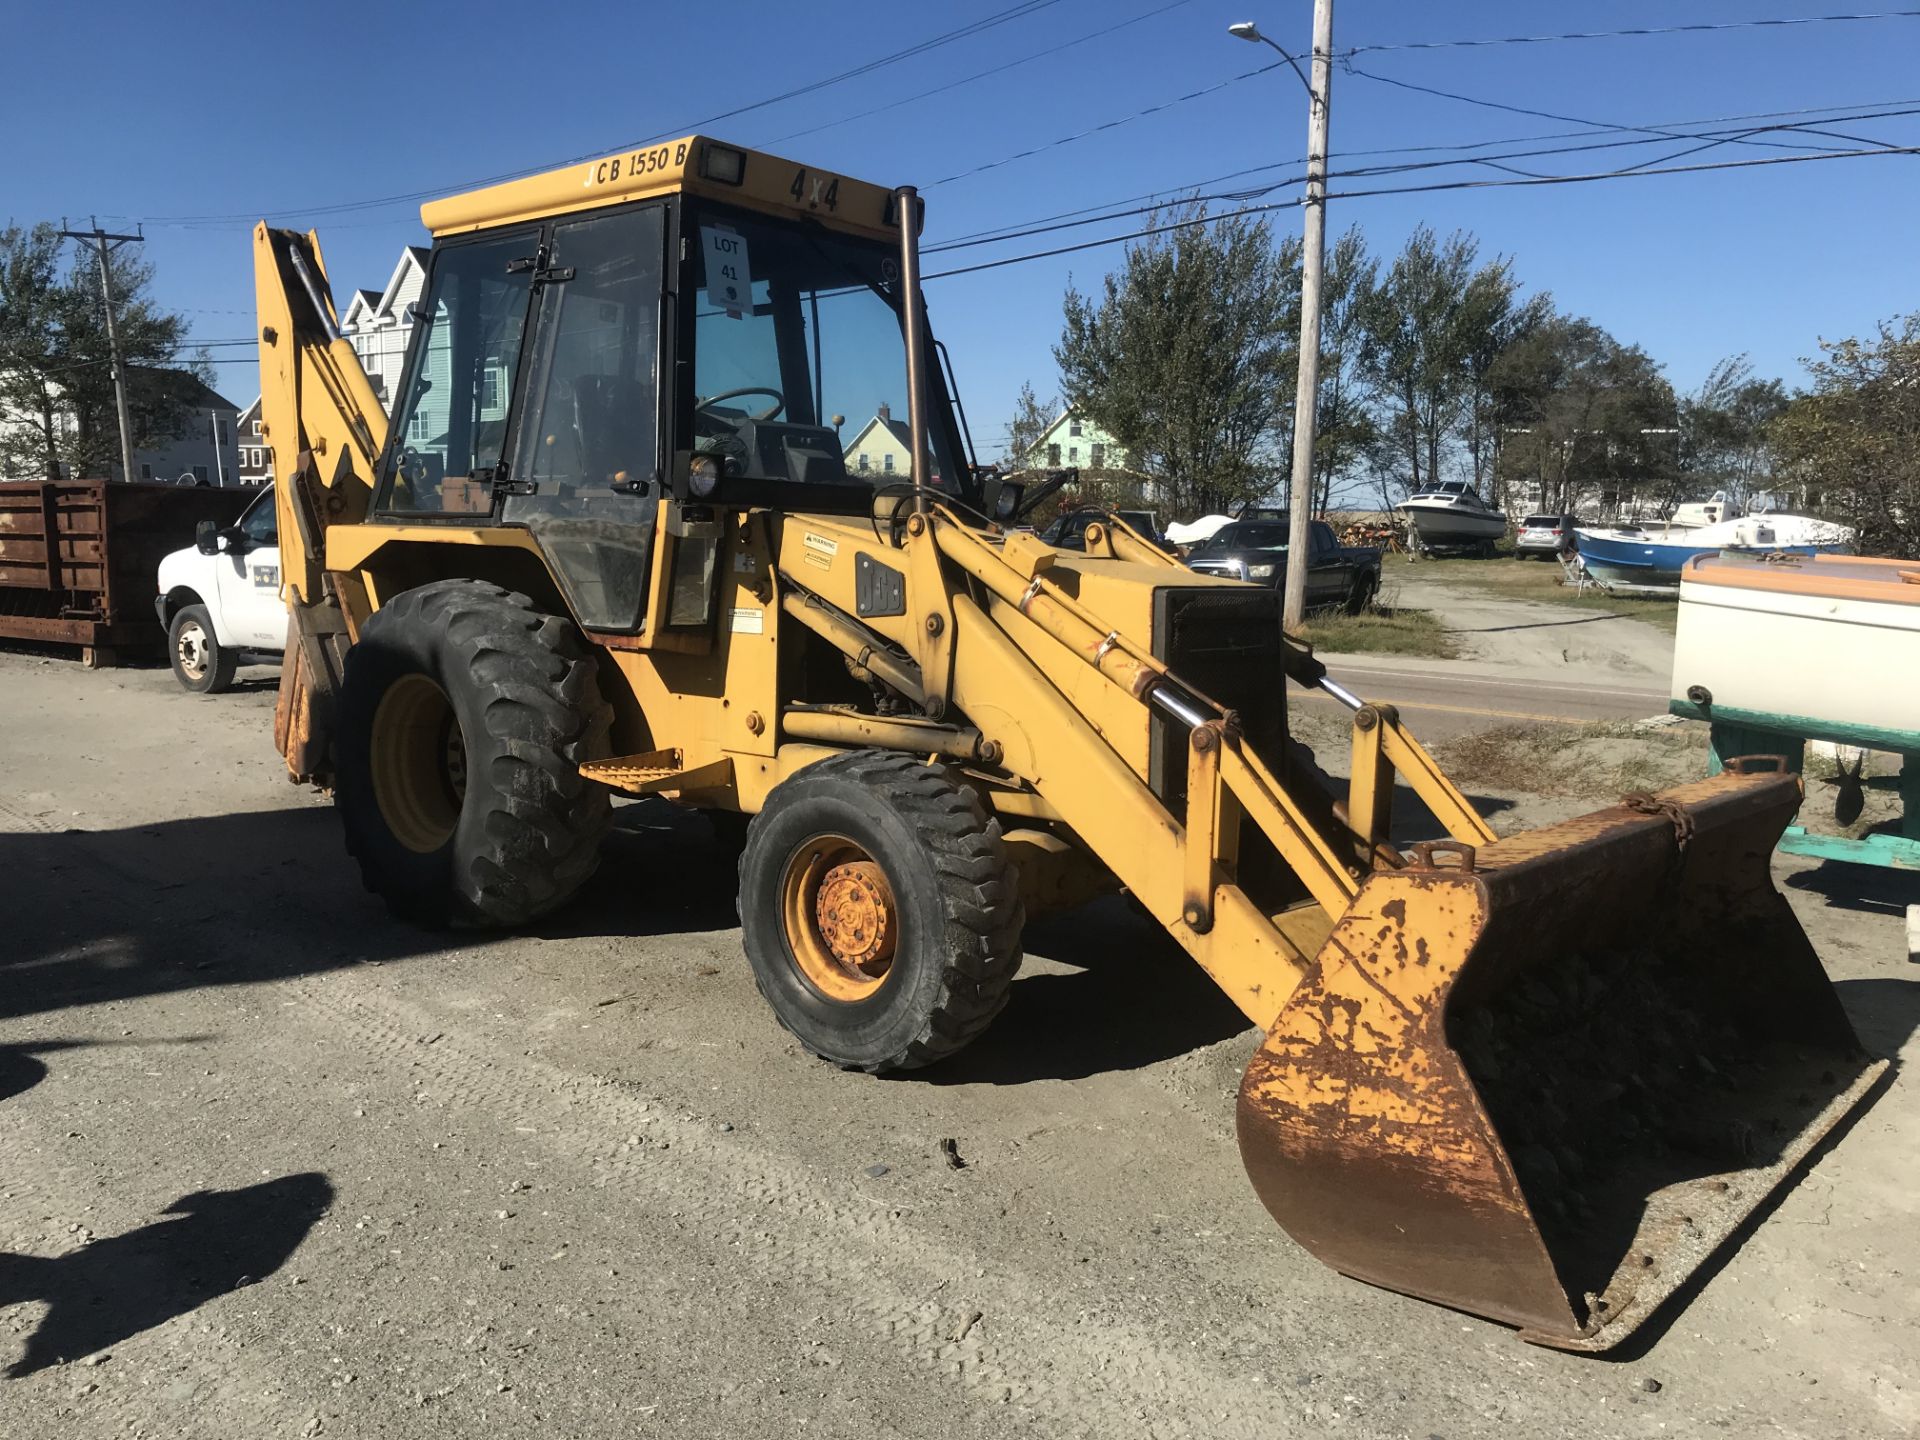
[695,386,785,422]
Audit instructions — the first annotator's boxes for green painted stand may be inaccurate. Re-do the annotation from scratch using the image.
[1674,705,1920,872]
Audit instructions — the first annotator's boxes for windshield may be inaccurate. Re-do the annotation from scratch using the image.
[1196,522,1289,555]
[378,230,537,514]
[688,204,970,500]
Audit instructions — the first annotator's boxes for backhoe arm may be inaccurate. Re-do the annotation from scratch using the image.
[252,225,390,782]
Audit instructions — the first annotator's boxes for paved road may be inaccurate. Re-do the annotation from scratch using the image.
[1297,654,1674,740]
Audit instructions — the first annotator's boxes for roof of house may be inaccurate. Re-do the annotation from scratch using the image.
[842,411,911,455]
[127,366,238,412]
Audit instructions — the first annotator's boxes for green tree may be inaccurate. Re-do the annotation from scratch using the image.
[1772,314,1920,558]
[1678,355,1789,510]
[1488,313,1674,515]
[1356,226,1532,499]
[0,223,203,480]
[1004,379,1057,469]
[1055,204,1299,518]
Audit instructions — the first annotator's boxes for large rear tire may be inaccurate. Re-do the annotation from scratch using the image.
[739,751,1023,1073]
[335,580,612,927]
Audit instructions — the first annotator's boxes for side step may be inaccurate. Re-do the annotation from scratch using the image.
[579,748,734,798]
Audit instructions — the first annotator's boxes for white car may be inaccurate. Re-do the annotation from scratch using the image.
[154,485,285,692]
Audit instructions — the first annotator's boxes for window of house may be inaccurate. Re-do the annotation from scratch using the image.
[480,365,503,414]
[1047,442,1061,466]
[193,465,209,483]
[1068,445,1078,463]
[857,453,870,472]
[883,452,895,473]
[1091,443,1105,468]
[216,416,228,445]
[1069,417,1083,437]
[140,464,153,480]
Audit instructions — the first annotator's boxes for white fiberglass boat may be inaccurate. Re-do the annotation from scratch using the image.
[1395,482,1508,551]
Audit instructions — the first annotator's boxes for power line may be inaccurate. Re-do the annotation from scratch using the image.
[760,0,1195,147]
[1344,10,1920,55]
[1341,60,1910,158]
[926,58,1290,187]
[920,142,1920,281]
[105,1,1076,227]
[923,96,1920,251]
[922,103,1920,257]
[619,0,1070,147]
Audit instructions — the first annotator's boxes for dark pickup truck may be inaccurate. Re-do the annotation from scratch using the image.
[1184,516,1381,614]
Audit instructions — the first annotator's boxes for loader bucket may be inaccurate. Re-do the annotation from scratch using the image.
[1236,763,1888,1350]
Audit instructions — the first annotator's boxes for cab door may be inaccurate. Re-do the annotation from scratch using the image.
[1306,522,1348,606]
[215,486,286,648]
[502,204,681,636]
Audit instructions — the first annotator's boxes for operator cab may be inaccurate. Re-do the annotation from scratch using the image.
[369,137,976,634]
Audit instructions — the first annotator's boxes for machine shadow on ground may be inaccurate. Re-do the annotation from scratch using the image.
[0,1173,333,1377]
[927,895,1258,1086]
[0,800,746,1025]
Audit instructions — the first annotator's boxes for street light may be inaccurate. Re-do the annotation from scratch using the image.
[1232,3,1334,633]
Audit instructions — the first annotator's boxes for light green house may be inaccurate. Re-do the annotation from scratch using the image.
[1020,408,1130,471]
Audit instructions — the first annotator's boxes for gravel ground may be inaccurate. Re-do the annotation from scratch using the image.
[2,651,1916,1439]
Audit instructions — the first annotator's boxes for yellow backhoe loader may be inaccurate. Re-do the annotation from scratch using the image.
[252,136,1885,1350]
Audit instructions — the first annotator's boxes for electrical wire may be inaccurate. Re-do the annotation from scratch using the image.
[925,59,1289,187]
[924,96,1920,251]
[1344,10,1920,56]
[759,0,1195,148]
[921,103,1920,257]
[919,142,1920,281]
[105,1,1075,227]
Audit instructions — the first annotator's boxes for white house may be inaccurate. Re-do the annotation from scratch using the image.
[842,402,913,479]
[0,367,239,484]
[342,247,430,413]
[1020,408,1130,472]
[234,397,273,486]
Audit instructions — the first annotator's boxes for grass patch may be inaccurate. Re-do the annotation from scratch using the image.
[1433,719,1705,800]
[1392,552,1680,633]
[1299,605,1459,658]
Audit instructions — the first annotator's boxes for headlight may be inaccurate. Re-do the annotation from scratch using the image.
[687,454,722,499]
[1247,563,1276,580]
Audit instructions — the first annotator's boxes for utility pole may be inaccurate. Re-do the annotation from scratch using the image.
[1283,0,1334,633]
[60,219,144,484]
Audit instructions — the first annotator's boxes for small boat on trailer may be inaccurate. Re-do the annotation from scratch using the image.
[1396,482,1507,553]
[1576,513,1853,590]
[1669,550,1920,871]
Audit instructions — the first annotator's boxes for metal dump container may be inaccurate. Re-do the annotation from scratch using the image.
[0,479,253,665]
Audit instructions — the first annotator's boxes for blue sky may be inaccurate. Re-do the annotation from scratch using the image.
[4,1,1916,462]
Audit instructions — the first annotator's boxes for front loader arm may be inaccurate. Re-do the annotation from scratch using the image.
[252,225,390,782]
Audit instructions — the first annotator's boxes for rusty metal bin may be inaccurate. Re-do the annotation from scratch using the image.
[0,479,254,665]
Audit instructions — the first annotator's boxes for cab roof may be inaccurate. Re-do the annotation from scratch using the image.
[419,135,909,242]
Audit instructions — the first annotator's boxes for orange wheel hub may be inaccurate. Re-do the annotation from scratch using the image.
[780,837,900,1001]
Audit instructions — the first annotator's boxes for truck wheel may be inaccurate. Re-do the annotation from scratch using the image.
[1344,573,1379,616]
[169,604,237,694]
[335,580,612,927]
[738,751,1024,1073]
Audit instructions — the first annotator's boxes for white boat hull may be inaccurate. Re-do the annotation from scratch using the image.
[1396,503,1507,544]
[1670,552,1920,750]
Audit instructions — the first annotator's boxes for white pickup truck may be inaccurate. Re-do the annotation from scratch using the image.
[154,484,285,692]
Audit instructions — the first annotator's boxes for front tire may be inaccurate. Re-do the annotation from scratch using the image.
[334,580,612,927]
[739,751,1023,1073]
[169,604,236,694]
